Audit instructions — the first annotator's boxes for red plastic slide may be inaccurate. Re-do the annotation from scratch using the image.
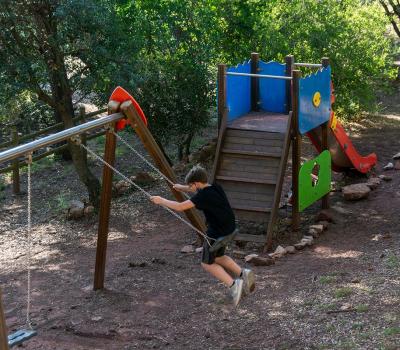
[307,112,377,174]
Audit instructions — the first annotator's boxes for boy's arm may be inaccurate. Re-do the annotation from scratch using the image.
[173,184,196,193]
[150,196,195,212]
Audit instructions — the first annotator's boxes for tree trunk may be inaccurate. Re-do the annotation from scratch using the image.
[47,35,101,207]
[53,109,72,161]
[183,132,194,160]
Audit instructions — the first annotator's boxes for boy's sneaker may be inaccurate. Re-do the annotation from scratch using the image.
[229,279,244,307]
[242,268,255,296]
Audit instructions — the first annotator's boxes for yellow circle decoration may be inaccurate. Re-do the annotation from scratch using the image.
[312,92,321,107]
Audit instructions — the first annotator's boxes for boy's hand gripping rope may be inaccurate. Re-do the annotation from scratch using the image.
[76,138,212,246]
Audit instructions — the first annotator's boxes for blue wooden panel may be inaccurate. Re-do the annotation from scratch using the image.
[259,61,287,113]
[299,66,331,134]
[226,61,251,122]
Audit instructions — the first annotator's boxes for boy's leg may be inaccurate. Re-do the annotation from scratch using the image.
[214,255,241,276]
[201,262,233,287]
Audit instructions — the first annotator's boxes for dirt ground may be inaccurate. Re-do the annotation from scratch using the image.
[1,89,400,349]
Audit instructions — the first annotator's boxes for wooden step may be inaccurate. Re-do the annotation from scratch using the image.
[225,128,286,140]
[233,209,271,223]
[221,148,281,158]
[234,233,266,243]
[230,204,272,212]
[216,175,277,185]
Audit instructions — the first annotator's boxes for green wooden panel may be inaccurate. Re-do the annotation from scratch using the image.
[299,150,331,212]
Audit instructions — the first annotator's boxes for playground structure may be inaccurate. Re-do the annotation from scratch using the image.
[213,53,377,248]
[0,54,378,348]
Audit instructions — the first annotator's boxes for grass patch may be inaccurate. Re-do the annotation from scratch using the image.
[383,327,400,336]
[351,322,364,330]
[55,192,71,212]
[386,253,400,269]
[319,275,337,284]
[334,287,353,298]
[318,303,338,311]
[355,304,369,313]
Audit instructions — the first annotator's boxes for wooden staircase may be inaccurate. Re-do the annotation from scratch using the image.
[212,111,292,247]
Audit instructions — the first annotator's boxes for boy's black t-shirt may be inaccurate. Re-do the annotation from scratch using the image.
[190,183,236,238]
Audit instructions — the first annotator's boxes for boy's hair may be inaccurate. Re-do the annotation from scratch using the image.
[185,165,208,184]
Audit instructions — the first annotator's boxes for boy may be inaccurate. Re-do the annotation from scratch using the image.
[150,165,255,306]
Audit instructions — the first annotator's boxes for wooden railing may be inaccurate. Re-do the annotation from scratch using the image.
[0,106,107,194]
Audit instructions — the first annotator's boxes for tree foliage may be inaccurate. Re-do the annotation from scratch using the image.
[0,0,397,201]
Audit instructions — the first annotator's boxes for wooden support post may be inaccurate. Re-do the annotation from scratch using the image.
[285,55,294,113]
[212,64,228,181]
[321,57,330,209]
[0,288,9,350]
[11,127,20,195]
[251,52,260,112]
[93,101,119,290]
[120,102,206,236]
[292,70,301,231]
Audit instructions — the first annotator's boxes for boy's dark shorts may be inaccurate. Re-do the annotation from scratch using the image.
[202,238,225,264]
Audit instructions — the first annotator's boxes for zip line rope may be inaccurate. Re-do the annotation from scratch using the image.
[111,130,190,200]
[78,140,212,246]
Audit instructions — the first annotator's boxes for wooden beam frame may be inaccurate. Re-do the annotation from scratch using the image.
[0,288,9,350]
[93,101,119,290]
[321,57,330,210]
[120,101,206,234]
[251,52,260,112]
[212,64,228,182]
[291,70,301,231]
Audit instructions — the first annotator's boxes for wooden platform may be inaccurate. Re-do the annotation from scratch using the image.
[228,111,289,133]
[214,111,292,244]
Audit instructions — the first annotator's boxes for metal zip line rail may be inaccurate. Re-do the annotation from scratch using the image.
[225,72,292,80]
[0,112,124,164]
[294,63,322,68]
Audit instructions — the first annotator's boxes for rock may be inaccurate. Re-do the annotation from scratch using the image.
[379,174,392,181]
[172,162,187,173]
[84,205,95,216]
[247,255,275,266]
[301,236,314,246]
[269,245,286,259]
[318,221,330,230]
[383,162,394,170]
[67,200,85,220]
[342,183,371,201]
[392,152,400,160]
[274,245,286,255]
[366,177,381,190]
[195,247,203,253]
[308,228,319,238]
[316,210,334,223]
[181,245,195,253]
[309,224,325,234]
[285,246,296,254]
[244,254,259,262]
[132,171,155,184]
[294,242,307,250]
[114,180,130,195]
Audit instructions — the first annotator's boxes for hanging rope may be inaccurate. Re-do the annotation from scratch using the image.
[112,130,190,200]
[26,153,33,330]
[78,140,212,246]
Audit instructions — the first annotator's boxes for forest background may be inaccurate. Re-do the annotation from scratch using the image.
[0,0,398,206]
